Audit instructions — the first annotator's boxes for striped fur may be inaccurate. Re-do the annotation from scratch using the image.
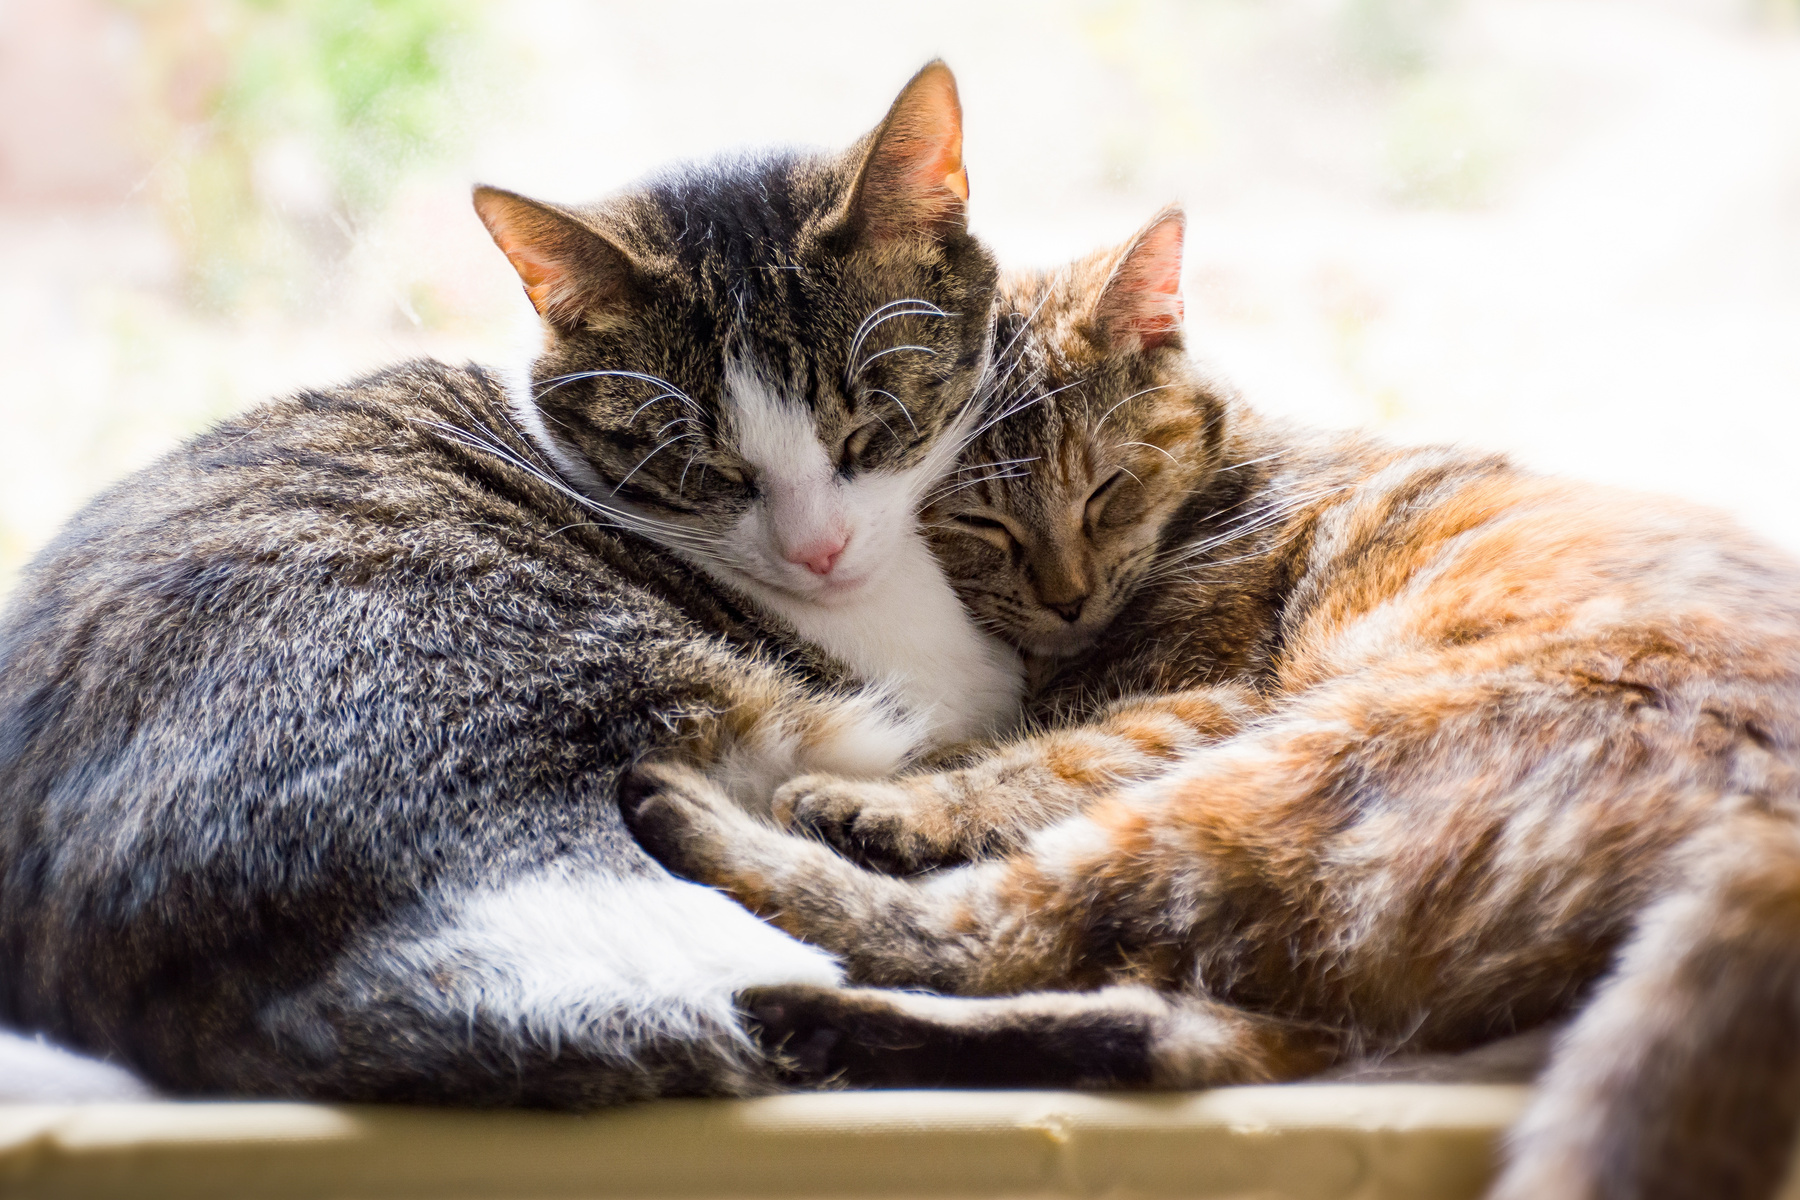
[0,64,1021,1106]
[627,213,1800,1198]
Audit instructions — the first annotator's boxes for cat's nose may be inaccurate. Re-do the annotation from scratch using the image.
[786,534,849,576]
[1047,596,1087,623]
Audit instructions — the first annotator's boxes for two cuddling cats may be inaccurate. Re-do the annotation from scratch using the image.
[2,61,1797,1200]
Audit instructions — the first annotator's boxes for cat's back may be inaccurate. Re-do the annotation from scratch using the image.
[1,357,756,692]
[1276,446,1800,687]
[0,360,782,1058]
[1,359,706,793]
[17,359,642,625]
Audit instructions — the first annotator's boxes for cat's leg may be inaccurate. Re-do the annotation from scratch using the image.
[248,866,851,1106]
[658,664,935,817]
[1491,811,1800,1200]
[622,734,1300,998]
[773,683,1261,872]
[624,758,1082,993]
[740,982,1337,1089]
[255,864,1330,1103]
[622,762,1335,1088]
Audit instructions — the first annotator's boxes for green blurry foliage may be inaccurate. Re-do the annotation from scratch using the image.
[1337,0,1457,78]
[1334,0,1522,208]
[1381,74,1520,208]
[122,0,490,312]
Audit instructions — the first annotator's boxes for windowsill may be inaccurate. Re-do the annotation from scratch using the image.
[1,1084,1535,1199]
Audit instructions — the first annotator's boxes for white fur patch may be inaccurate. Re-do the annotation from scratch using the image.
[503,362,610,496]
[410,871,843,1055]
[0,1029,154,1101]
[715,686,930,812]
[724,360,836,503]
[1023,815,1114,886]
[747,535,1026,745]
[708,357,1025,744]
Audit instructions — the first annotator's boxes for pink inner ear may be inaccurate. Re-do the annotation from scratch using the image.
[475,188,630,329]
[856,64,969,240]
[1103,217,1186,351]
[900,124,965,209]
[494,234,577,321]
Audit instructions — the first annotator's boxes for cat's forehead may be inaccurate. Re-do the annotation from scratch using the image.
[631,153,836,271]
[606,155,951,380]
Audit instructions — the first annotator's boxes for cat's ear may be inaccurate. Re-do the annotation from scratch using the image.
[473,186,641,331]
[839,60,970,244]
[1090,207,1187,353]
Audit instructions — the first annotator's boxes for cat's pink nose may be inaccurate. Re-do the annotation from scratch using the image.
[786,534,848,576]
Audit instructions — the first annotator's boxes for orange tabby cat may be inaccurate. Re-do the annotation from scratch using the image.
[624,210,1800,1199]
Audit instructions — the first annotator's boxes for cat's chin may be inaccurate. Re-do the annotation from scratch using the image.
[795,571,876,607]
[734,566,875,609]
[1019,627,1102,659]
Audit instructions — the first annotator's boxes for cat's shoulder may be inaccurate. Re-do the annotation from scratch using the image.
[192,357,514,470]
[116,358,571,525]
[14,359,593,607]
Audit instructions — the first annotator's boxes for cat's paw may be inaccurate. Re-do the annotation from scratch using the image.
[737,984,950,1087]
[773,774,970,874]
[738,984,854,1086]
[618,762,750,886]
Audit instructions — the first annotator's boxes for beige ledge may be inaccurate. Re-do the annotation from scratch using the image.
[14,1082,1800,1200]
[0,1084,1542,1200]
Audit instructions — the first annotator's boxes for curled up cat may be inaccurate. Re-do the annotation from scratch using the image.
[624,209,1800,1198]
[0,62,1054,1104]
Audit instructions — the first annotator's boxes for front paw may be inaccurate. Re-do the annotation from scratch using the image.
[618,762,748,886]
[773,775,970,874]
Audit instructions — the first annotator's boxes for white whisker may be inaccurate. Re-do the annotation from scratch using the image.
[1144,483,1358,583]
[1117,441,1182,466]
[844,299,952,382]
[1216,448,1291,474]
[1094,385,1175,434]
[614,433,704,494]
[951,455,1043,475]
[854,344,938,375]
[536,370,704,417]
[409,417,730,564]
[863,388,920,434]
[926,467,1033,505]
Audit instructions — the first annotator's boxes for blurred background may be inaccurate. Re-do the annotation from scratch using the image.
[2,0,1798,592]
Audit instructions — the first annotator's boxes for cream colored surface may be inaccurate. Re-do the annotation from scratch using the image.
[4,1085,1532,1200]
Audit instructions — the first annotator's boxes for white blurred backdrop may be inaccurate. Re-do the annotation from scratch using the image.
[3,0,1798,592]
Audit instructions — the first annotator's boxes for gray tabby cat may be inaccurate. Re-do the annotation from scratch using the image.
[0,63,1031,1104]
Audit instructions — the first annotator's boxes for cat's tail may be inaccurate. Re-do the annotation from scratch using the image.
[1492,810,1800,1200]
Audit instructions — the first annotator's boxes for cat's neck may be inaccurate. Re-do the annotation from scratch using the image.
[704,532,1026,745]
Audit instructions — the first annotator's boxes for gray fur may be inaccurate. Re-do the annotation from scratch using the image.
[0,65,1001,1105]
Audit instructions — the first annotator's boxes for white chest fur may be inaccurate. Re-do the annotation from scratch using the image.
[506,374,1025,749]
[729,529,1025,745]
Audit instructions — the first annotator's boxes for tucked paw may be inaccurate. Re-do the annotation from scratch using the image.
[738,984,853,1086]
[773,775,968,874]
[739,984,933,1087]
[617,762,746,884]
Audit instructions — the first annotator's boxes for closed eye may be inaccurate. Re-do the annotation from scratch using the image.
[947,512,1019,549]
[1084,470,1128,522]
[838,422,882,473]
